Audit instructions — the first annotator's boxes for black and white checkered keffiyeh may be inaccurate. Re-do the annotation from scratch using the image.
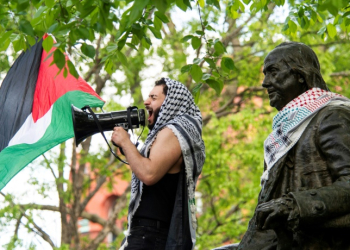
[122,78,205,247]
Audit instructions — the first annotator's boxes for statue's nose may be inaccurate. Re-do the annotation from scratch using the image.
[262,78,270,88]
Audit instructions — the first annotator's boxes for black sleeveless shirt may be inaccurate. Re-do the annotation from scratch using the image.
[134,172,179,223]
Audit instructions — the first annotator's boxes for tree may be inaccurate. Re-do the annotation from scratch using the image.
[1,0,350,249]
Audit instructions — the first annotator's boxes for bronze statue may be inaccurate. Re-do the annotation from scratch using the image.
[216,42,350,250]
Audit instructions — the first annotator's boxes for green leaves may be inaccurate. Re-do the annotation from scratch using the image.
[127,0,150,27]
[317,25,327,36]
[53,49,66,70]
[81,43,96,59]
[0,31,13,51]
[214,41,226,55]
[116,50,127,66]
[282,0,348,39]
[288,20,298,34]
[204,58,215,68]
[67,60,79,79]
[45,0,55,8]
[102,45,128,71]
[221,57,235,72]
[181,35,193,42]
[206,79,224,95]
[42,35,54,53]
[13,36,26,52]
[327,23,337,38]
[207,0,220,10]
[148,26,162,39]
[154,11,169,23]
[181,64,192,73]
[180,27,235,97]
[154,15,163,30]
[19,19,35,37]
[191,64,203,82]
[191,36,201,50]
[229,0,245,19]
[176,0,189,11]
[147,11,169,40]
[192,82,203,103]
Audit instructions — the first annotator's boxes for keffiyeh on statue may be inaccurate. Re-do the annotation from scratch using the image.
[236,42,350,250]
[262,88,349,184]
[125,78,205,249]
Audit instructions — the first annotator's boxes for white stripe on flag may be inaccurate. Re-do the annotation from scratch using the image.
[8,106,53,147]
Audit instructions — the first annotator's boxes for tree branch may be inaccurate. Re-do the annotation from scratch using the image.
[42,154,57,179]
[308,40,349,48]
[23,212,56,249]
[81,210,122,236]
[11,203,122,236]
[203,86,265,125]
[85,184,131,250]
[0,192,56,249]
[79,155,123,213]
[14,212,23,237]
[330,71,350,77]
[203,180,223,235]
[222,13,257,47]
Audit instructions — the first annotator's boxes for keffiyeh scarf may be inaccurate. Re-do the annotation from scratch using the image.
[123,78,205,246]
[261,88,349,184]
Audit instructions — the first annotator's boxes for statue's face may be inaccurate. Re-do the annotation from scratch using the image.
[262,51,306,111]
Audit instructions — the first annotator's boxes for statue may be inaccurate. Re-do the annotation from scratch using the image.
[216,42,350,250]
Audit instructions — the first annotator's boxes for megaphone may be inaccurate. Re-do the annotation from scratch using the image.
[71,105,145,146]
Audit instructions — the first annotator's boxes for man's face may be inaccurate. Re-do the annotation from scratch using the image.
[144,85,166,130]
[262,51,306,111]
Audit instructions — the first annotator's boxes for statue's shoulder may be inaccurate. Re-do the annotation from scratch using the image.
[312,103,350,132]
[315,102,350,118]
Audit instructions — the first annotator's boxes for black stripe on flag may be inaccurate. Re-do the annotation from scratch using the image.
[0,40,43,152]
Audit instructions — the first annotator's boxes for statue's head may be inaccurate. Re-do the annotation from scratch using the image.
[262,42,328,110]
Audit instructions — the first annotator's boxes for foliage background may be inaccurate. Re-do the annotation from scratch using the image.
[0,0,350,249]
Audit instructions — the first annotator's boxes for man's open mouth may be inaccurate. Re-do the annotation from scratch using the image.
[147,110,153,121]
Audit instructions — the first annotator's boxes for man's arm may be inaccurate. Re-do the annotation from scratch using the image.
[111,127,182,186]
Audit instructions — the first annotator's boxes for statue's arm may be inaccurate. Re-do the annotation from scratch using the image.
[290,106,350,227]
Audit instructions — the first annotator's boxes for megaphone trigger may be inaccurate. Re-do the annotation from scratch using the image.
[115,123,128,130]
[111,140,125,156]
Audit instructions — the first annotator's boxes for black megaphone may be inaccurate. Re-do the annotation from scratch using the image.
[71,105,145,146]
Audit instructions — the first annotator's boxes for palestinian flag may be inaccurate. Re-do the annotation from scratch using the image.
[0,35,104,191]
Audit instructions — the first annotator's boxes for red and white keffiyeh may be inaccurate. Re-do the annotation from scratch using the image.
[262,88,349,185]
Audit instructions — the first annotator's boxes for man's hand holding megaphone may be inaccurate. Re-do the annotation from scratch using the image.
[111,126,131,155]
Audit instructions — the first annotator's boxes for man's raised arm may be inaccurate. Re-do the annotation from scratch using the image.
[111,126,182,185]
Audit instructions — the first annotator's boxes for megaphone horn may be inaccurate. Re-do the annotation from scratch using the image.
[71,105,145,146]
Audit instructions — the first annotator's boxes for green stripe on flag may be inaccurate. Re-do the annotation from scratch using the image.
[0,91,104,191]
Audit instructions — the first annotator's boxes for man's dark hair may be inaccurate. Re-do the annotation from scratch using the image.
[155,78,168,96]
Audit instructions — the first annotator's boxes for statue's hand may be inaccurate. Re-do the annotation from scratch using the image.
[256,197,294,230]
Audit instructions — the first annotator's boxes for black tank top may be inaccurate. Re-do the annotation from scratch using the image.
[134,172,179,223]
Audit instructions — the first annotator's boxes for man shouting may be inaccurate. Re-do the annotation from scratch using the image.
[112,78,205,250]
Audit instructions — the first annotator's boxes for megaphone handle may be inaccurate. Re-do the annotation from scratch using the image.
[112,141,125,156]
